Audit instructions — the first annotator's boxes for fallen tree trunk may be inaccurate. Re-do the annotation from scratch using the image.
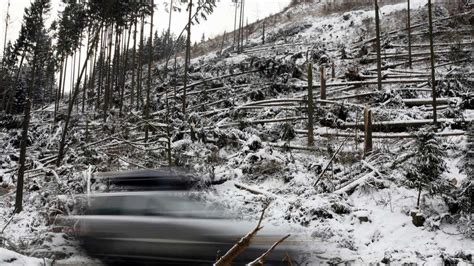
[267,142,324,152]
[389,41,474,48]
[340,118,473,131]
[402,97,459,106]
[333,171,375,195]
[161,69,260,96]
[234,183,277,199]
[218,116,306,128]
[295,129,466,139]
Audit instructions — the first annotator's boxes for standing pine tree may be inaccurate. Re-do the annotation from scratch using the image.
[407,129,446,209]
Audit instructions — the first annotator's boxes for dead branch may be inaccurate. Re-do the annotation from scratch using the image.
[313,136,350,187]
[214,205,269,266]
[247,234,291,266]
[234,183,277,199]
[361,160,384,178]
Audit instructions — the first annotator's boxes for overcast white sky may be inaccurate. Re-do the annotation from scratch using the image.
[0,0,291,91]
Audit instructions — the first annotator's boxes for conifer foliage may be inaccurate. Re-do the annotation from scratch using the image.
[406,128,446,208]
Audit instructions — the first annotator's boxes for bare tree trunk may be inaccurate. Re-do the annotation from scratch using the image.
[14,98,31,213]
[82,30,90,113]
[239,0,245,53]
[219,31,226,55]
[70,51,76,102]
[364,107,373,155]
[1,0,10,112]
[15,54,37,213]
[130,17,137,109]
[241,0,245,52]
[61,56,68,99]
[103,24,114,121]
[54,59,64,123]
[96,27,105,112]
[182,0,193,116]
[137,15,145,111]
[428,0,438,126]
[233,1,238,50]
[120,22,132,116]
[57,26,101,167]
[2,0,10,65]
[407,0,412,68]
[246,18,248,43]
[307,63,315,146]
[374,0,382,91]
[111,26,122,111]
[76,32,83,112]
[88,29,98,110]
[145,0,154,143]
[163,0,174,77]
[320,66,326,105]
[262,19,265,45]
[166,93,172,166]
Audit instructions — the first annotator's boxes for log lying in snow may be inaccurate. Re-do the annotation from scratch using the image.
[268,142,325,152]
[402,97,459,106]
[297,78,433,88]
[327,92,376,101]
[159,69,260,96]
[295,129,466,139]
[238,99,365,110]
[389,41,474,48]
[217,116,306,128]
[234,183,277,199]
[340,118,473,131]
[333,171,375,195]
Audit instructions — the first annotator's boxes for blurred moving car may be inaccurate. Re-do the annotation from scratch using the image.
[91,168,200,192]
[70,169,294,265]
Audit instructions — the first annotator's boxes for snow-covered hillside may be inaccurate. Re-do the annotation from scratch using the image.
[0,0,472,264]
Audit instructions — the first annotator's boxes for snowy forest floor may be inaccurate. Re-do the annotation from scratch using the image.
[1,0,473,265]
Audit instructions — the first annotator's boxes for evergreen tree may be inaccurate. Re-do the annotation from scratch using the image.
[406,128,446,208]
